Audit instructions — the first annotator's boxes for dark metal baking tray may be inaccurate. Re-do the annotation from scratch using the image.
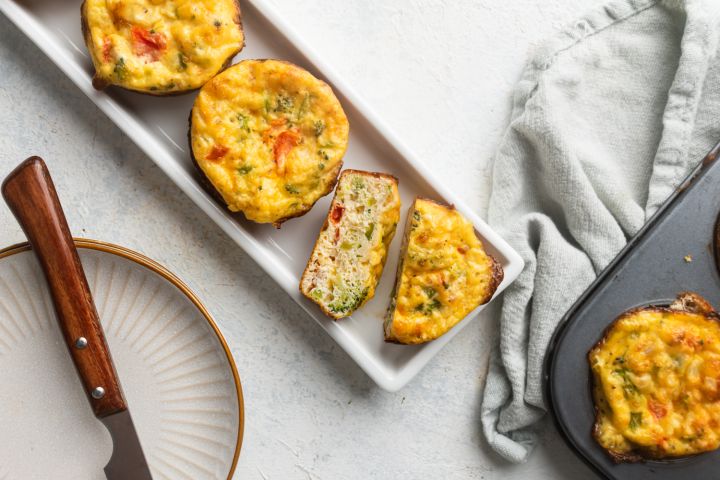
[545,140,720,479]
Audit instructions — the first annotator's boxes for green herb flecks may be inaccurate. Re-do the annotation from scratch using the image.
[285,184,300,194]
[411,210,422,229]
[264,97,271,115]
[614,368,639,398]
[114,57,127,80]
[177,52,187,70]
[629,412,642,430]
[340,241,354,251]
[318,150,330,161]
[318,162,325,170]
[313,119,325,137]
[236,113,250,131]
[415,299,442,315]
[297,93,310,120]
[311,289,323,300]
[237,165,253,175]
[214,19,222,28]
[423,286,437,298]
[365,223,375,241]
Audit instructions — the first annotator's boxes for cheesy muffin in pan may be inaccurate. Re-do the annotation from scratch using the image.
[81,0,244,94]
[190,60,349,226]
[384,198,503,344]
[589,292,720,462]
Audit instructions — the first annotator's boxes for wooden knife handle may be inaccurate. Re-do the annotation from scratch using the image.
[2,157,126,418]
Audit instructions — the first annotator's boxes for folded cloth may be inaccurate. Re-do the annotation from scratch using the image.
[481,0,720,463]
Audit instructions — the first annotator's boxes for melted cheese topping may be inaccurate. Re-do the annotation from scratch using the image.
[191,60,349,225]
[83,0,244,93]
[590,308,720,459]
[384,198,499,344]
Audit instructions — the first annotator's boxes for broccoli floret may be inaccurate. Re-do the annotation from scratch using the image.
[275,94,294,113]
[329,287,369,314]
[414,298,442,314]
[114,58,127,80]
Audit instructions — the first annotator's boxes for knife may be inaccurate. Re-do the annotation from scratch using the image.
[2,157,153,480]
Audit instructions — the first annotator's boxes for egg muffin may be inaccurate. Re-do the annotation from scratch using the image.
[300,170,401,319]
[81,0,244,94]
[190,60,349,226]
[589,292,720,462]
[384,198,503,344]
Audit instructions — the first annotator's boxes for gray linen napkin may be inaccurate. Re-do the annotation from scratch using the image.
[481,0,720,463]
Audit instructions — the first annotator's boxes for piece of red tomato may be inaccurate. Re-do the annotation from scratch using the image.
[273,129,301,175]
[206,144,229,160]
[131,26,167,61]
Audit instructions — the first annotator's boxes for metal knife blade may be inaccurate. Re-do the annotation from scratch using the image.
[102,410,153,480]
[1,157,154,480]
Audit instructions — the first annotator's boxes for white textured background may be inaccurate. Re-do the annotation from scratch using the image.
[0,0,602,478]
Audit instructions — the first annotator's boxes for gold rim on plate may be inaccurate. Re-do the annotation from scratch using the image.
[0,238,244,480]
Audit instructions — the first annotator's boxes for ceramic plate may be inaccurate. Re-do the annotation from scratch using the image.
[0,0,523,391]
[0,239,243,480]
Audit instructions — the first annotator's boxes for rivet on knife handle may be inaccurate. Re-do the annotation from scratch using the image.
[1,157,127,418]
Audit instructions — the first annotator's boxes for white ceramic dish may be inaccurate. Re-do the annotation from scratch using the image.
[0,239,243,480]
[0,0,523,391]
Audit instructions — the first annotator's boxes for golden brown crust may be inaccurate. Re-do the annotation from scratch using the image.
[299,169,399,318]
[340,169,399,184]
[588,292,720,463]
[669,291,716,316]
[483,254,504,304]
[81,0,244,96]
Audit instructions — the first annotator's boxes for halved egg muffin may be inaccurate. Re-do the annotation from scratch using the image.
[384,198,503,344]
[589,292,720,462]
[81,0,244,94]
[190,59,350,226]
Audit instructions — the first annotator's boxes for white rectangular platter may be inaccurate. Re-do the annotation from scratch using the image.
[0,0,523,391]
